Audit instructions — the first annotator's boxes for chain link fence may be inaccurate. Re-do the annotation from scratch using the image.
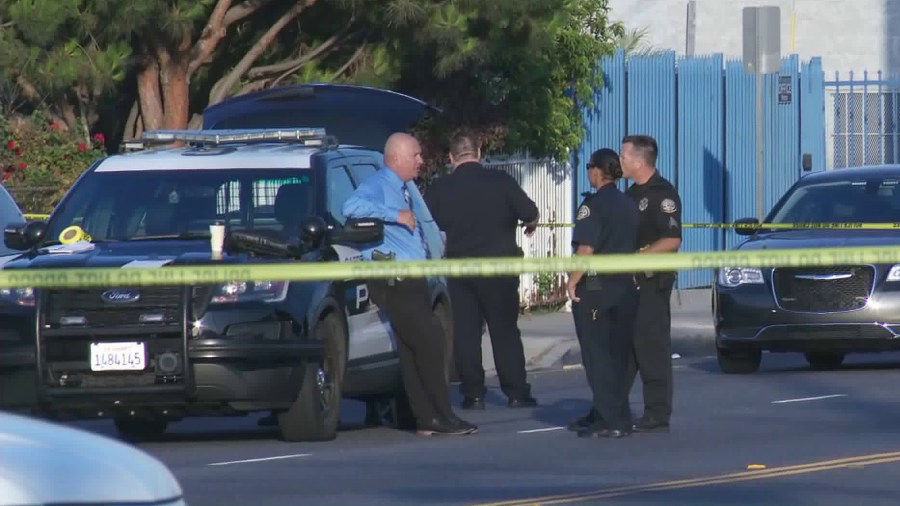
[827,71,900,169]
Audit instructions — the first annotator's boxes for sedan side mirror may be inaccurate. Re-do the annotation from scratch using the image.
[734,217,761,236]
[329,218,384,245]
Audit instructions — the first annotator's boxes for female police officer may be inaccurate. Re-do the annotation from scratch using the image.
[566,148,640,438]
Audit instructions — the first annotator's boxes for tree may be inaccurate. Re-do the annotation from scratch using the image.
[0,0,131,139]
[613,26,663,56]
[385,0,624,164]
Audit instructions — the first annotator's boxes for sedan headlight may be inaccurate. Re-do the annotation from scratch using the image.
[210,281,288,304]
[0,287,34,306]
[887,265,900,282]
[718,267,764,287]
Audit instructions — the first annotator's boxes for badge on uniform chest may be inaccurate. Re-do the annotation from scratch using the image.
[638,197,648,211]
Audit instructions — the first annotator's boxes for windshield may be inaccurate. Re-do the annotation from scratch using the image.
[768,177,900,224]
[46,169,315,243]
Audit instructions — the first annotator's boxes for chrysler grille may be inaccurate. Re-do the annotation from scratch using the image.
[773,266,874,312]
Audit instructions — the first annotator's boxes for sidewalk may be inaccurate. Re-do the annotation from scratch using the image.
[480,288,715,375]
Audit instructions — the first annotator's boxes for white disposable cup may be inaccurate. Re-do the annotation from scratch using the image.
[209,222,225,254]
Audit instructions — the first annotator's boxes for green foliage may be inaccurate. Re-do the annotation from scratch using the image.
[0,112,105,213]
[383,0,624,162]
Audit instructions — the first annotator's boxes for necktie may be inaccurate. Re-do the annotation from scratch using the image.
[403,184,431,259]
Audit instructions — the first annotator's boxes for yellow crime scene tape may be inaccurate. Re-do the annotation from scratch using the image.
[536,222,900,229]
[3,244,900,289]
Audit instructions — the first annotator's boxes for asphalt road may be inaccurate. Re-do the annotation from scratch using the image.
[70,350,900,506]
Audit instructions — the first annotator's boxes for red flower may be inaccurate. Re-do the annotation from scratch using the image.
[5,140,14,149]
[1,172,10,182]
[48,121,60,131]
[14,147,23,156]
[16,161,27,170]
[92,132,106,143]
[77,143,88,152]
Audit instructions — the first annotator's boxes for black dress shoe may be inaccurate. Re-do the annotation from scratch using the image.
[632,417,670,433]
[567,409,598,432]
[461,397,485,410]
[507,396,538,408]
[577,425,631,438]
[416,417,477,436]
[448,416,479,434]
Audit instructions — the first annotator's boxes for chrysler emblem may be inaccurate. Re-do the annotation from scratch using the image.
[101,289,141,304]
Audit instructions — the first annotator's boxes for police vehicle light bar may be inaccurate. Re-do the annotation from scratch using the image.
[140,128,331,147]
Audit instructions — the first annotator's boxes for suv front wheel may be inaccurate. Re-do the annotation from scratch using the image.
[278,312,347,442]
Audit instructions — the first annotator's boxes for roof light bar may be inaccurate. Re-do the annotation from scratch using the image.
[140,128,331,147]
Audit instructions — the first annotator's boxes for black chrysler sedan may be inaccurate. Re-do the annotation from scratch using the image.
[714,165,900,373]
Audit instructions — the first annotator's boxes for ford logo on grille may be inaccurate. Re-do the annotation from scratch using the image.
[101,289,141,304]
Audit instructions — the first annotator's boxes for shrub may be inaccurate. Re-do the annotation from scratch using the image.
[0,111,106,214]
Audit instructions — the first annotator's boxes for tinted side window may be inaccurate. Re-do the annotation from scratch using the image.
[327,164,355,225]
[350,163,378,186]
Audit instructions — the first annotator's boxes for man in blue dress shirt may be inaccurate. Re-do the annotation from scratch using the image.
[342,132,477,436]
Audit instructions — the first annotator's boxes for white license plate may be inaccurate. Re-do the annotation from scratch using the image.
[90,342,146,372]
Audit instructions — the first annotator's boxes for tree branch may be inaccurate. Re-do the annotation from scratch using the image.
[223,0,272,26]
[14,75,41,103]
[187,0,271,80]
[247,25,351,79]
[208,0,317,105]
[331,43,367,80]
[187,0,232,78]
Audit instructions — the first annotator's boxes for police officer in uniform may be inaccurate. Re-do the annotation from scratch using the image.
[566,148,639,438]
[620,134,682,433]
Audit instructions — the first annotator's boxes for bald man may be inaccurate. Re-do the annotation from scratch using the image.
[342,132,477,436]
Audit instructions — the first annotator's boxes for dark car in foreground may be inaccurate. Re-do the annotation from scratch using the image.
[714,165,900,373]
[0,84,454,441]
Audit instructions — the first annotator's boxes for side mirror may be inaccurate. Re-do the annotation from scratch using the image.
[300,216,327,250]
[329,218,384,244]
[4,221,47,250]
[734,217,760,236]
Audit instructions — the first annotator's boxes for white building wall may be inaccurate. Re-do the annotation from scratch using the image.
[607,0,897,78]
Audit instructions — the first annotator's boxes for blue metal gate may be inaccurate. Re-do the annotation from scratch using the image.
[574,50,826,288]
[826,71,900,169]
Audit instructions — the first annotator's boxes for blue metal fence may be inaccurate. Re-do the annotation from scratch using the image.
[574,50,826,288]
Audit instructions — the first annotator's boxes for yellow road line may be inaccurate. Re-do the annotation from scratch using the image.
[475,450,900,506]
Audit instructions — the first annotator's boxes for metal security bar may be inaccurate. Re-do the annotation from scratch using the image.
[826,71,900,169]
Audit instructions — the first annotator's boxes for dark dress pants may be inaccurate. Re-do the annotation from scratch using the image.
[573,280,638,431]
[627,274,675,423]
[367,278,454,425]
[449,276,530,400]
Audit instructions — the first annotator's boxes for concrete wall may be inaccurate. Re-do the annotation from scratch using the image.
[607,0,898,77]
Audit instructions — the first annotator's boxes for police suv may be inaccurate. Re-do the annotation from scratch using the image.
[0,85,453,442]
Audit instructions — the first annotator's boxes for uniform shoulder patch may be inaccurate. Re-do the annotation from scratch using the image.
[660,198,677,214]
[576,205,591,220]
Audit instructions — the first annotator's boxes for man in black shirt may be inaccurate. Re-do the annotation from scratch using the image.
[425,132,540,409]
[620,134,682,433]
[566,148,639,438]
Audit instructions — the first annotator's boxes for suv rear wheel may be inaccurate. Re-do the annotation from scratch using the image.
[278,312,346,442]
